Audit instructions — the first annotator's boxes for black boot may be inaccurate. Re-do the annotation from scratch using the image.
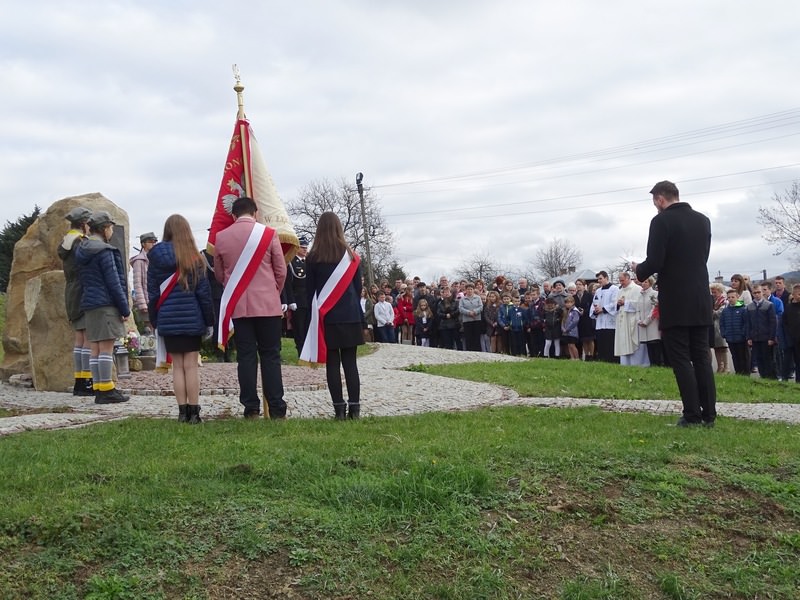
[348,403,360,420]
[334,403,347,420]
[188,405,202,424]
[73,378,93,397]
[94,388,129,404]
[178,404,189,423]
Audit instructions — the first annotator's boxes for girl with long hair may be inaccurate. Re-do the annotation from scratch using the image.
[305,212,365,419]
[147,214,214,423]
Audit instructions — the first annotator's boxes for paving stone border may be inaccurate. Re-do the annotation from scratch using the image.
[1,343,798,436]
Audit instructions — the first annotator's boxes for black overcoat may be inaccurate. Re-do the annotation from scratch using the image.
[635,202,712,329]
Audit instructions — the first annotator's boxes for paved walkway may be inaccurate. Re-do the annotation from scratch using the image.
[1,344,799,436]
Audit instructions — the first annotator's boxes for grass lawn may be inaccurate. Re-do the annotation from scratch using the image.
[412,357,800,404]
[1,408,799,599]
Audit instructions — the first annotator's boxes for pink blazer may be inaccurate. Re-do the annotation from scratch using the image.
[213,216,287,319]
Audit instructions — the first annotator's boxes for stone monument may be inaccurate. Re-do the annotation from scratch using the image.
[0,193,131,391]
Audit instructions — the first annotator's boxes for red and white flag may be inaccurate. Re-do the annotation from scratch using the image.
[207,118,299,261]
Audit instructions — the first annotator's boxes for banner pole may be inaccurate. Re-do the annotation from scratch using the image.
[232,65,252,198]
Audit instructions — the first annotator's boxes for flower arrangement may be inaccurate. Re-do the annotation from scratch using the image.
[119,330,141,358]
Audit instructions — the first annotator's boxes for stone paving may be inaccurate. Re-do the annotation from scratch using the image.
[1,343,798,436]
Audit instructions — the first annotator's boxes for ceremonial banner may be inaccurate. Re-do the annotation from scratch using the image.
[207,118,299,261]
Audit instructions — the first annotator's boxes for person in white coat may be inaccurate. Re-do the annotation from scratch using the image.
[590,270,619,362]
[614,272,648,365]
[637,276,663,366]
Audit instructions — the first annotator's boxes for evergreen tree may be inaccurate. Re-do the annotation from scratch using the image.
[0,206,40,293]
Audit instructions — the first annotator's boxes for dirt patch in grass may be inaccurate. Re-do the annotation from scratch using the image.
[0,406,75,417]
[203,551,312,600]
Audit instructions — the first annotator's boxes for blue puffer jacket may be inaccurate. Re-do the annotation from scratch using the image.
[719,304,748,343]
[75,236,130,317]
[146,242,214,336]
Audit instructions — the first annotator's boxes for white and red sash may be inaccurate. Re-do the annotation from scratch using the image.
[300,251,360,365]
[155,271,180,370]
[217,222,275,349]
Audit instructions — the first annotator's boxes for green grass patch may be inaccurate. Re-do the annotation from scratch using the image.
[1,408,798,598]
[411,358,800,404]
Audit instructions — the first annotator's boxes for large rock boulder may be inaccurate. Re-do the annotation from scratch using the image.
[0,193,130,383]
[25,271,73,392]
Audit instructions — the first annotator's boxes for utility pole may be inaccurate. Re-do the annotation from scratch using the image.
[355,172,375,287]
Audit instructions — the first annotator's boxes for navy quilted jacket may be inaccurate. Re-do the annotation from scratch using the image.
[146,242,214,336]
[75,236,130,317]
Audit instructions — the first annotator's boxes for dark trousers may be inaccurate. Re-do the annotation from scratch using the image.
[376,325,395,343]
[728,341,750,375]
[751,341,777,379]
[787,344,800,382]
[233,316,285,417]
[291,307,309,356]
[645,340,664,367]
[528,329,544,357]
[661,326,717,423]
[463,321,482,351]
[778,343,795,381]
[439,328,457,350]
[510,331,526,356]
[595,329,617,363]
[326,346,360,406]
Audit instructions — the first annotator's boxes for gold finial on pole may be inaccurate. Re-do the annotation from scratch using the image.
[233,64,245,120]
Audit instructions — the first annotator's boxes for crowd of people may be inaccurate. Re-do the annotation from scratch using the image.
[354,271,799,382]
[58,194,798,426]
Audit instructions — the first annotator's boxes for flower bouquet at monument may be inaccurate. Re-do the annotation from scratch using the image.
[120,330,141,359]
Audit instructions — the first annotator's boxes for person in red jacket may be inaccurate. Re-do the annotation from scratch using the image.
[394,286,415,344]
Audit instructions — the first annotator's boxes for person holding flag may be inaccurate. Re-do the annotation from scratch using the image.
[301,212,365,420]
[214,196,287,419]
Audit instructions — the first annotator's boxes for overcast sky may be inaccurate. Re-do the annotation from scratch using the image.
[2,1,799,284]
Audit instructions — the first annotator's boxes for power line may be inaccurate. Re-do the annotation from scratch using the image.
[384,162,800,217]
[373,107,800,190]
[387,179,798,225]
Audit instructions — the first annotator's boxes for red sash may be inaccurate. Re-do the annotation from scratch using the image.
[300,251,360,364]
[217,223,276,349]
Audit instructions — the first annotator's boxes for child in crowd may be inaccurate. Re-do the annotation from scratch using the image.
[527,285,545,357]
[496,293,514,354]
[484,290,502,353]
[394,285,415,344]
[746,285,777,379]
[720,288,749,375]
[373,291,396,343]
[561,295,581,360]
[436,286,460,350]
[414,299,434,346]
[542,297,562,358]
[498,294,528,356]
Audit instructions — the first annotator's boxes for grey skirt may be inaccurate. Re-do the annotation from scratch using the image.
[85,306,125,342]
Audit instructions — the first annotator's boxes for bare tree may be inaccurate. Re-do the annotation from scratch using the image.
[456,251,499,284]
[287,177,396,281]
[534,238,583,279]
[758,181,800,263]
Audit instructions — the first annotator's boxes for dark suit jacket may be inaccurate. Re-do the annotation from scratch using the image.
[635,202,712,329]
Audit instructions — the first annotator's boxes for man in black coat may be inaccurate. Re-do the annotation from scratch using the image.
[633,181,717,427]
